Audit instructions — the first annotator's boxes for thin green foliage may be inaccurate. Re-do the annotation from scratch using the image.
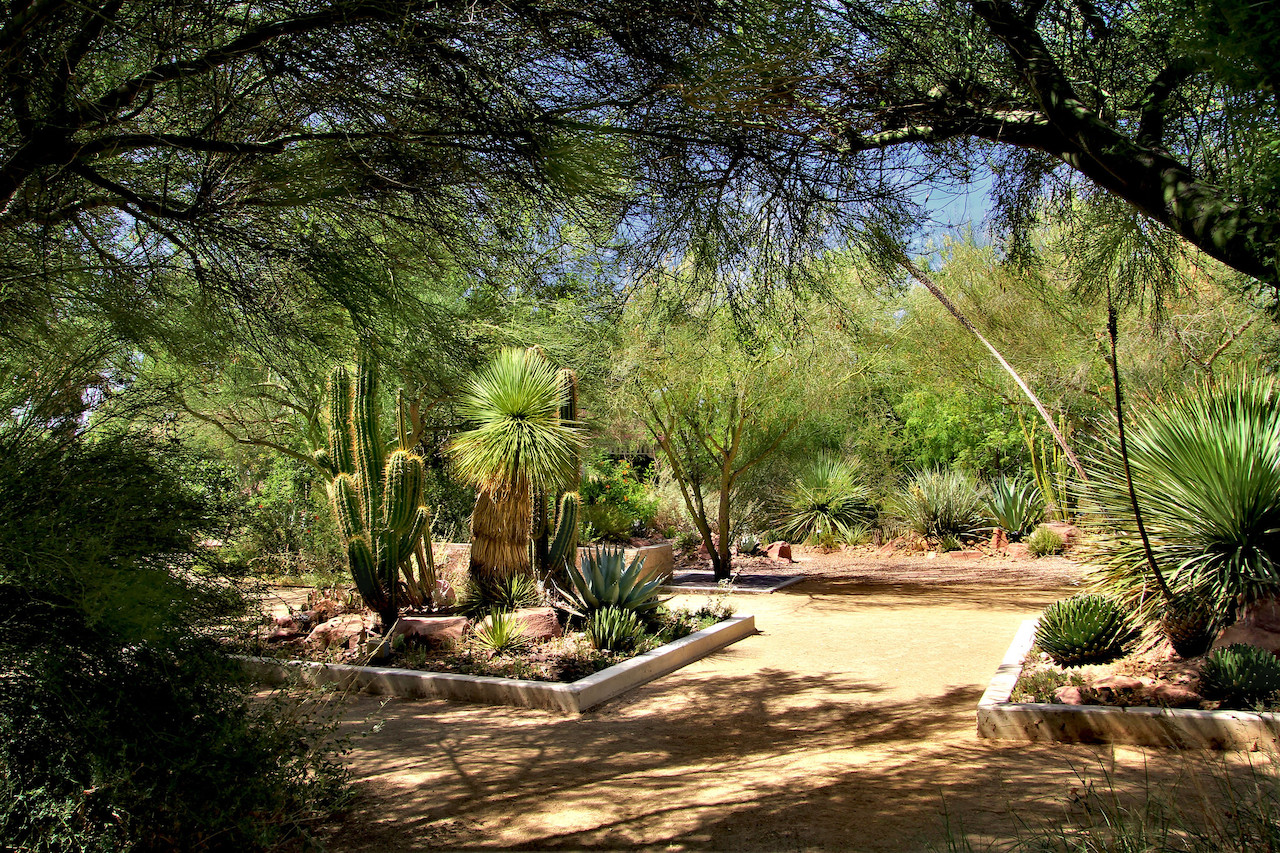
[891,469,988,543]
[774,454,873,546]
[562,546,668,616]
[987,476,1046,541]
[472,611,530,655]
[1082,377,1280,620]
[1027,525,1066,557]
[585,606,646,652]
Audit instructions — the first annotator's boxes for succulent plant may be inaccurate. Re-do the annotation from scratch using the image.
[1026,525,1065,557]
[321,360,429,629]
[986,476,1045,541]
[472,610,529,655]
[562,545,668,616]
[1161,594,1217,659]
[1199,644,1280,707]
[456,571,542,618]
[585,605,646,652]
[1035,594,1138,666]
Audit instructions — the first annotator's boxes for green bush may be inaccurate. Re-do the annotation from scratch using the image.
[456,572,542,618]
[986,475,1045,540]
[773,454,873,546]
[1035,594,1138,666]
[585,606,647,652]
[890,468,988,543]
[1082,377,1280,620]
[228,455,344,579]
[472,610,530,655]
[0,432,347,852]
[1199,643,1280,708]
[580,458,658,541]
[1026,524,1065,557]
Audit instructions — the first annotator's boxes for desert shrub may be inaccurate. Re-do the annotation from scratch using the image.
[1012,668,1088,704]
[773,454,874,546]
[585,606,646,652]
[472,611,530,655]
[456,572,542,618]
[1035,594,1138,666]
[986,475,1045,540]
[1082,377,1280,621]
[580,458,658,541]
[563,546,667,616]
[1199,644,1280,708]
[0,432,348,852]
[227,455,345,579]
[1026,524,1065,557]
[890,468,988,542]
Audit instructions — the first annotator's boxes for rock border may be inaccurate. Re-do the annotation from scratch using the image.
[243,613,755,715]
[977,619,1280,751]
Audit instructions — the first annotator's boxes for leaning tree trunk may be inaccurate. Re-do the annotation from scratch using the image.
[468,478,533,582]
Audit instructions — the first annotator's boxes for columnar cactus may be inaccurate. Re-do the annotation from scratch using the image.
[532,367,581,584]
[320,360,429,629]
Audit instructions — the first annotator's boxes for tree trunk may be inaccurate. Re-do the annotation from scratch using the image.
[467,478,532,582]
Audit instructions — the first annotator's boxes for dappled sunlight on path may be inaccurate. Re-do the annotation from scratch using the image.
[320,555,1259,851]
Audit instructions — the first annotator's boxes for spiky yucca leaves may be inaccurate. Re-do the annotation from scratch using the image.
[1035,594,1139,666]
[1200,644,1280,707]
[563,546,668,616]
[586,606,646,652]
[456,572,542,618]
[323,361,429,629]
[890,469,988,543]
[450,349,585,581]
[472,610,529,655]
[774,454,872,546]
[987,476,1045,541]
[1081,378,1280,623]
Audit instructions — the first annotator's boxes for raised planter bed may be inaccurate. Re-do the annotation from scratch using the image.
[244,613,755,714]
[977,619,1280,751]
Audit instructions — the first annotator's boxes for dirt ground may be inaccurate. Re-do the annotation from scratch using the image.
[310,548,1272,851]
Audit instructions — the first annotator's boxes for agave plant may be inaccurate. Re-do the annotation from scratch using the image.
[1081,377,1280,621]
[890,468,988,543]
[562,545,668,616]
[986,476,1045,541]
[1200,644,1280,707]
[472,610,530,655]
[773,454,873,547]
[449,348,584,583]
[585,606,647,652]
[1035,594,1138,666]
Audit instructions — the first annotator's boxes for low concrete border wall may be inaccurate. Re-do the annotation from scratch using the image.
[977,619,1280,751]
[244,613,755,715]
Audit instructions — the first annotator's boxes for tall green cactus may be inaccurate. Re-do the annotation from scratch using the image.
[532,367,582,583]
[321,360,429,629]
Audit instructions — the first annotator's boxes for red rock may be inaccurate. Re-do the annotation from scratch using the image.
[389,616,468,647]
[1151,684,1202,707]
[1213,624,1280,656]
[951,550,983,560]
[1053,686,1087,705]
[1043,522,1081,549]
[1090,674,1144,691]
[307,614,371,650]
[1006,543,1030,559]
[989,529,1008,552]
[477,607,562,641]
[1239,597,1280,633]
[307,598,346,622]
[267,627,302,642]
[876,536,905,557]
[766,541,792,560]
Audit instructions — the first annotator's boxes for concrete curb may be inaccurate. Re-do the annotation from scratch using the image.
[977,619,1280,750]
[243,614,755,715]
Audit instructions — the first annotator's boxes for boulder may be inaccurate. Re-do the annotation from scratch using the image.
[308,598,346,623]
[1053,685,1087,705]
[388,616,469,648]
[1006,543,1030,560]
[766,541,792,561]
[989,529,1009,552]
[1151,683,1202,708]
[1091,674,1145,691]
[875,536,906,557]
[1213,624,1280,656]
[1042,522,1081,549]
[510,607,563,641]
[307,614,372,650]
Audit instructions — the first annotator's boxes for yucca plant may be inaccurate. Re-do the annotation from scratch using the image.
[456,572,542,618]
[773,454,873,547]
[986,476,1045,541]
[1035,594,1139,666]
[1200,644,1280,708]
[1081,377,1280,623]
[472,610,530,655]
[449,348,584,583]
[585,606,647,652]
[562,545,668,616]
[890,469,988,543]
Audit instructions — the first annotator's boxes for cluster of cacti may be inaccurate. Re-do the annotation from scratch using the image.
[1035,594,1138,666]
[530,366,581,584]
[563,545,667,616]
[586,605,646,652]
[1199,644,1280,707]
[317,360,429,629]
[1161,594,1217,659]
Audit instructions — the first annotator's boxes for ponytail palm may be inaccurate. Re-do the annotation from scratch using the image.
[450,348,583,581]
[1084,378,1280,621]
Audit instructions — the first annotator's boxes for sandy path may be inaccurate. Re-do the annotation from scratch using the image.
[317,552,1261,851]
